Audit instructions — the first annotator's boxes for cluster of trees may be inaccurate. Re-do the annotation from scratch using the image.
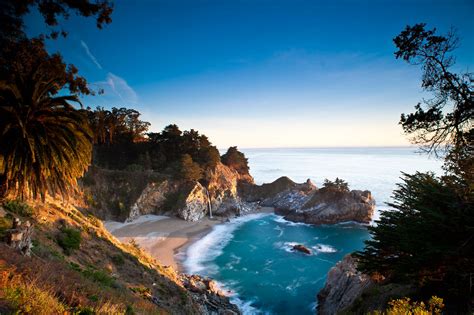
[91,121,250,183]
[355,24,473,312]
[322,178,349,192]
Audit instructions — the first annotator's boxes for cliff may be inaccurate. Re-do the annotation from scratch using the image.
[81,162,255,222]
[317,254,373,314]
[317,254,416,314]
[241,177,375,225]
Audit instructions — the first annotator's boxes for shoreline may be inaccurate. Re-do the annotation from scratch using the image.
[104,207,274,272]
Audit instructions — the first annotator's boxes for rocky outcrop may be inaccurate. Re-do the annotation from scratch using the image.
[276,189,375,225]
[317,254,373,315]
[181,274,240,314]
[127,180,174,221]
[242,177,375,225]
[292,244,312,255]
[177,182,209,221]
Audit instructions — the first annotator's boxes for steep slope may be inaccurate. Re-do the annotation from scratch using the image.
[0,198,239,314]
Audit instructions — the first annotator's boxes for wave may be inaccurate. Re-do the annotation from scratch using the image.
[183,213,271,275]
[312,244,337,253]
[272,215,311,227]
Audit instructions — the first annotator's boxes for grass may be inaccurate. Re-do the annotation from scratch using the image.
[0,266,67,314]
[2,200,33,217]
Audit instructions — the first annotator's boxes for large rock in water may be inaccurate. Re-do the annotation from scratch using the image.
[317,254,373,315]
[242,177,375,225]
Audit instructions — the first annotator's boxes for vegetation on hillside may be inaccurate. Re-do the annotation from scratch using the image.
[355,24,473,312]
[221,146,250,176]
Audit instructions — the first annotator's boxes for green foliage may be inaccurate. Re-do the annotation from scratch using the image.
[0,216,13,239]
[81,267,116,288]
[111,254,125,266]
[56,227,82,255]
[322,177,349,192]
[176,154,203,182]
[355,172,473,307]
[373,296,444,315]
[221,146,250,175]
[3,200,33,217]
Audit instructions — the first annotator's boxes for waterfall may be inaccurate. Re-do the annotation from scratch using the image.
[206,188,213,219]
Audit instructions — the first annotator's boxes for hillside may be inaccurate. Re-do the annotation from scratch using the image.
[0,198,238,314]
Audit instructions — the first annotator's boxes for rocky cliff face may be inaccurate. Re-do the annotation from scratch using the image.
[82,162,255,222]
[241,177,375,225]
[317,254,373,315]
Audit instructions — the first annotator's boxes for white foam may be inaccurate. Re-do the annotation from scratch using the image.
[272,214,311,227]
[312,244,337,253]
[183,213,271,274]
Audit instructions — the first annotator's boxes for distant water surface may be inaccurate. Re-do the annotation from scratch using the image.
[185,147,443,314]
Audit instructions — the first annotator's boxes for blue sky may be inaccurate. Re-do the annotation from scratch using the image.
[25,0,474,148]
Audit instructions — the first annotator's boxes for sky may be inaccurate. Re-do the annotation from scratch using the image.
[25,0,474,148]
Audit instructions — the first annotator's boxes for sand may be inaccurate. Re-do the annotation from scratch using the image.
[105,208,274,272]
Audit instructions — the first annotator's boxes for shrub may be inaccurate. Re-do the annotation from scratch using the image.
[111,254,125,266]
[0,216,12,239]
[56,227,81,255]
[82,267,115,288]
[377,296,444,315]
[3,200,33,217]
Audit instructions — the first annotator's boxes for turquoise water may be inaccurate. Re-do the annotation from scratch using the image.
[185,147,443,314]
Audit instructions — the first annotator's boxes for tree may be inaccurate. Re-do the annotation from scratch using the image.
[394,23,473,154]
[221,147,250,175]
[322,178,349,192]
[0,39,92,200]
[176,154,203,182]
[0,0,113,43]
[355,24,474,311]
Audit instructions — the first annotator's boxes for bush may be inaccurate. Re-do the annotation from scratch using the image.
[82,267,115,288]
[56,227,81,255]
[111,254,125,266]
[0,216,12,239]
[3,200,33,217]
[377,296,444,315]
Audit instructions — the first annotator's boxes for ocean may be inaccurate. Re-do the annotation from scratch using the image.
[184,147,443,314]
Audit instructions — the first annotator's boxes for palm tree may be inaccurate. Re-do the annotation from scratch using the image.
[0,39,93,200]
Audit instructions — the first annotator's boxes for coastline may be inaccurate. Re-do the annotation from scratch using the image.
[104,207,275,272]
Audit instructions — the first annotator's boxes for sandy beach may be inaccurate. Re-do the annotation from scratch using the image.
[104,208,274,272]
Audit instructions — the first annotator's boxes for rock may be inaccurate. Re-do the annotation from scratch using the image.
[317,254,373,315]
[292,244,312,255]
[177,182,209,221]
[128,180,173,221]
[256,180,375,225]
[6,218,34,256]
[181,274,241,314]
